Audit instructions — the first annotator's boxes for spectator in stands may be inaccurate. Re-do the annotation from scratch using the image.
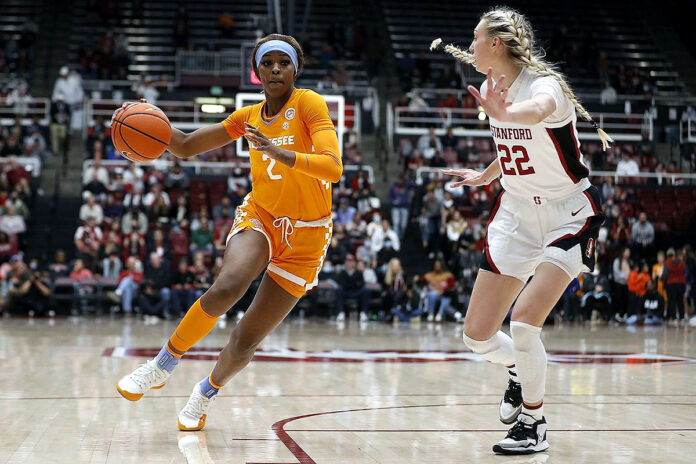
[52,66,84,131]
[615,152,640,177]
[1,254,51,317]
[48,91,68,166]
[388,175,411,239]
[376,238,399,270]
[641,280,664,325]
[48,249,69,278]
[171,258,195,316]
[334,197,357,226]
[147,228,171,261]
[370,219,400,255]
[122,227,146,263]
[581,283,612,323]
[79,193,104,224]
[626,262,650,323]
[190,217,214,254]
[600,80,617,105]
[0,206,26,244]
[440,126,458,151]
[101,250,122,281]
[663,248,687,325]
[418,127,443,159]
[611,216,630,249]
[138,252,172,319]
[103,193,123,223]
[0,232,17,263]
[23,126,48,159]
[631,211,655,259]
[424,259,455,322]
[83,171,108,202]
[144,184,171,220]
[121,207,148,235]
[70,258,93,282]
[190,251,212,302]
[102,221,122,256]
[107,256,143,315]
[382,257,406,312]
[82,158,109,186]
[123,163,145,191]
[612,247,631,320]
[86,116,111,157]
[123,184,145,209]
[4,190,29,219]
[170,194,190,226]
[1,135,22,157]
[135,75,159,104]
[335,253,369,322]
[164,162,190,190]
[390,281,424,323]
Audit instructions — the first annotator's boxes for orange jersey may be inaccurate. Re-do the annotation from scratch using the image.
[221,88,340,221]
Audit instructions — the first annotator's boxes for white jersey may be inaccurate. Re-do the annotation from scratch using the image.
[481,67,591,200]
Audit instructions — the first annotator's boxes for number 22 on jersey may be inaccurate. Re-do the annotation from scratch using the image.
[497,144,535,176]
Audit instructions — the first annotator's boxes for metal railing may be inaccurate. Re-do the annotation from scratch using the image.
[175,50,242,84]
[415,167,696,186]
[0,98,51,125]
[82,159,374,184]
[392,106,652,141]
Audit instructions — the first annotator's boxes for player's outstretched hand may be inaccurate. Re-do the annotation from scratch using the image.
[441,168,486,188]
[467,67,512,122]
[243,122,275,154]
[111,98,147,124]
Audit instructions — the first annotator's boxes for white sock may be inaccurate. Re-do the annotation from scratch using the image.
[522,402,544,421]
[463,330,516,367]
[511,321,547,419]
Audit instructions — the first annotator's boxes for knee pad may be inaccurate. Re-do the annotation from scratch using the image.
[462,330,515,366]
[510,321,547,403]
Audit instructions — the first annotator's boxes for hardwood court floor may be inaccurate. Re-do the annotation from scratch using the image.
[1,316,695,463]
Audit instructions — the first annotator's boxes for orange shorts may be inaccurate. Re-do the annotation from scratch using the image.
[226,194,333,298]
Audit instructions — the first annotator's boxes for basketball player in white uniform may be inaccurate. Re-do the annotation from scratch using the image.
[433,7,611,455]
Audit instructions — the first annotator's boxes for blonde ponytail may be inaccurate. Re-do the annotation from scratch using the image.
[431,8,613,150]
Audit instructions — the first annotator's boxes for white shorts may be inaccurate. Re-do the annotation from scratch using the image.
[481,185,604,282]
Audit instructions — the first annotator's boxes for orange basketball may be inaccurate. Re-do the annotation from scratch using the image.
[111,102,172,163]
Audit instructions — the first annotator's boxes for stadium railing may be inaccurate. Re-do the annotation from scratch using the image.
[0,97,51,125]
[414,167,696,186]
[389,105,651,142]
[82,159,375,184]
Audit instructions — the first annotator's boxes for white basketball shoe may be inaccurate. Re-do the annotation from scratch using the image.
[493,413,549,455]
[178,382,216,431]
[116,359,170,401]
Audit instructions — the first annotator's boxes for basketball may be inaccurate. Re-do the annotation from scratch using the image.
[111,102,172,163]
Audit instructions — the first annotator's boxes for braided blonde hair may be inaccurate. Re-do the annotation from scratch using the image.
[430,7,613,150]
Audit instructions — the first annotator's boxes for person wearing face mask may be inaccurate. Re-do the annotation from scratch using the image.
[114,34,341,432]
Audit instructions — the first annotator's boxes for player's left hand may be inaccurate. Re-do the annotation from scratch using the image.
[243,122,276,155]
[467,67,512,122]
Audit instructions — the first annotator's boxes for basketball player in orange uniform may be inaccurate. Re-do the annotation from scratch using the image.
[115,34,342,431]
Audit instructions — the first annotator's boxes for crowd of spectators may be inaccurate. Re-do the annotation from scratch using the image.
[0,17,38,78]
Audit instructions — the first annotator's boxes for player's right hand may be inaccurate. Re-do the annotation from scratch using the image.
[441,168,486,187]
[111,98,147,124]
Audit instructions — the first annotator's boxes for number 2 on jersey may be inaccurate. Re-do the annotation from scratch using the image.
[262,154,282,180]
[497,144,535,176]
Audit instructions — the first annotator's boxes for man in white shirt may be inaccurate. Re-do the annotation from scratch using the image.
[83,160,109,186]
[417,126,443,160]
[615,152,640,176]
[600,80,617,105]
[79,194,104,224]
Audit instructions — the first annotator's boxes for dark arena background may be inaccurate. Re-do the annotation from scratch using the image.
[1,0,696,462]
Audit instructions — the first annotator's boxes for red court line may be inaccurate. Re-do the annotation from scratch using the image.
[285,428,696,433]
[263,402,696,464]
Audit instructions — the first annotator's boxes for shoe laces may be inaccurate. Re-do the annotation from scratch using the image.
[504,378,522,405]
[130,360,165,389]
[182,387,213,419]
[506,413,536,440]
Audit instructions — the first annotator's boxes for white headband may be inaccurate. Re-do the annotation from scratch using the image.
[255,40,299,75]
